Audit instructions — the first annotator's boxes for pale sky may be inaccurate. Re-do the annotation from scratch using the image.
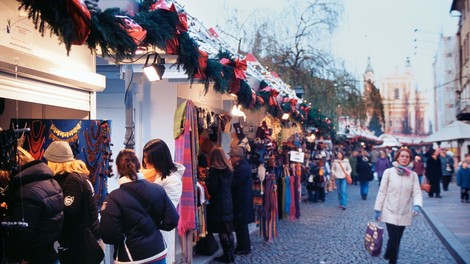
[177,0,459,122]
[177,0,458,86]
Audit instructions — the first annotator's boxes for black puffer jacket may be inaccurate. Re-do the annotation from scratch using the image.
[206,167,233,223]
[100,178,179,262]
[54,172,100,245]
[6,160,64,263]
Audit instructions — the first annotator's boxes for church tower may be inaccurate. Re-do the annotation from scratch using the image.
[363,57,376,126]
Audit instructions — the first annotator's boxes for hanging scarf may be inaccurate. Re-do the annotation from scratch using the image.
[392,161,412,176]
[174,101,198,236]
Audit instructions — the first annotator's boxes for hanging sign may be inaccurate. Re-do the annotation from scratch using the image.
[290,151,304,163]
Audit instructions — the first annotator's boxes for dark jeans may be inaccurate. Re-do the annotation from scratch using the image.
[313,187,325,202]
[359,181,369,199]
[384,223,406,264]
[461,188,469,201]
[234,222,251,252]
[442,175,451,191]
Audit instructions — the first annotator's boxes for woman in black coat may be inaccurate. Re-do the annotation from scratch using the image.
[426,148,443,198]
[206,147,235,263]
[100,149,179,263]
[229,147,254,255]
[5,148,64,264]
[356,155,374,200]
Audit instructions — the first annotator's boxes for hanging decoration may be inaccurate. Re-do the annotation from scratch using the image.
[0,129,18,171]
[14,0,338,136]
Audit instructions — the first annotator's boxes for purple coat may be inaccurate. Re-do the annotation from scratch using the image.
[375,157,390,177]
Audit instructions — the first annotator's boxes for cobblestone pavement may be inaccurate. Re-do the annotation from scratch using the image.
[209,182,456,264]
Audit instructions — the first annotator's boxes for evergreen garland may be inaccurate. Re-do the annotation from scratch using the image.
[86,8,138,61]
[133,9,177,49]
[174,31,200,79]
[236,80,254,109]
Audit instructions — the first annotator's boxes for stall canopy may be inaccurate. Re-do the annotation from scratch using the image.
[375,134,402,148]
[423,120,470,143]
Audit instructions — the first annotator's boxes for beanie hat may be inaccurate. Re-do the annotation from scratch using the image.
[43,141,75,163]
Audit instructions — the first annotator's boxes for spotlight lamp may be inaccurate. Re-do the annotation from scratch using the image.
[143,53,166,81]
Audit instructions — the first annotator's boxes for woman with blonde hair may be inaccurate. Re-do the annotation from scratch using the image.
[330,151,352,210]
[44,141,103,264]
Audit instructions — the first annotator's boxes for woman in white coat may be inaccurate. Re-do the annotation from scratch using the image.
[142,139,185,264]
[374,148,423,264]
[330,151,352,210]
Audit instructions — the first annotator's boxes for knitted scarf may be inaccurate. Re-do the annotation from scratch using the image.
[174,100,198,237]
[392,161,412,176]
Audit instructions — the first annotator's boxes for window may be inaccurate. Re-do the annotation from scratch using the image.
[394,88,399,99]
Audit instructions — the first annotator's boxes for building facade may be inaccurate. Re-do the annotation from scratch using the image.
[380,58,427,135]
[451,0,470,121]
[433,35,460,131]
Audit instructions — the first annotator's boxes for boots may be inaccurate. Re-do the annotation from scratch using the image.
[215,233,235,263]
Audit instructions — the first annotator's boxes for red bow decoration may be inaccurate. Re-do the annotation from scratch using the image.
[150,0,177,12]
[300,105,311,115]
[194,49,208,79]
[66,0,91,45]
[116,16,147,45]
[261,87,280,106]
[220,58,247,94]
[177,13,188,32]
[290,98,298,112]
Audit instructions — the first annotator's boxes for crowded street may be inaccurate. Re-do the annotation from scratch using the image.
[205,182,459,264]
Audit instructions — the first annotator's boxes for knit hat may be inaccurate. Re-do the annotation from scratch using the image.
[43,141,74,163]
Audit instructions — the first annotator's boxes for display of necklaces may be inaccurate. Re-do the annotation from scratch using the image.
[28,120,46,160]
[10,119,113,207]
[0,129,17,171]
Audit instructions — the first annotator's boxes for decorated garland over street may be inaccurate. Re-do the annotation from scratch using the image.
[15,0,336,138]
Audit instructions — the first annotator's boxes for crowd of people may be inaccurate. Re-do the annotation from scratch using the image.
[1,131,470,264]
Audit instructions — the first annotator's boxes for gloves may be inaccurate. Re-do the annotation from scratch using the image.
[412,205,421,217]
[374,210,381,221]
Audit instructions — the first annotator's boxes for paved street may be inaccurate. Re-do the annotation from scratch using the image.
[202,181,456,264]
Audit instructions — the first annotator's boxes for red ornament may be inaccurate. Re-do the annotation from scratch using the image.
[194,49,208,79]
[66,0,91,45]
[116,16,147,45]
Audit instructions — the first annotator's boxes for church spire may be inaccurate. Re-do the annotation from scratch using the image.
[365,56,374,73]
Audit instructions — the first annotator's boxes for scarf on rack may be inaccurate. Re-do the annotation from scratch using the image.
[174,100,198,237]
[392,161,412,176]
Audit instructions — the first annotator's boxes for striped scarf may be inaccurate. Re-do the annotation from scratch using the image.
[174,100,198,237]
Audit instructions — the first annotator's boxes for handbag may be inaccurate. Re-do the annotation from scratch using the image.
[364,221,383,257]
[338,162,352,184]
[421,177,431,193]
[195,233,219,256]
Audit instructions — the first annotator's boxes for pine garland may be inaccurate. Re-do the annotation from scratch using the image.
[133,9,177,49]
[236,80,254,109]
[174,31,200,79]
[86,8,138,61]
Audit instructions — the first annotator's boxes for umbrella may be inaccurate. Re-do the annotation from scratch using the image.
[423,120,470,143]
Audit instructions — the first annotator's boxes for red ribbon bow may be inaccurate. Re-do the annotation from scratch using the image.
[261,87,279,106]
[219,58,247,94]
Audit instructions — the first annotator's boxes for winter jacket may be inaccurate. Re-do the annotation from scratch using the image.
[232,158,255,225]
[54,172,100,245]
[375,157,390,178]
[206,167,234,224]
[374,167,423,226]
[349,156,358,176]
[412,160,425,176]
[356,156,373,182]
[426,157,442,193]
[6,160,64,264]
[456,167,470,188]
[331,159,352,179]
[100,175,179,263]
[141,162,184,264]
[440,155,454,176]
[142,163,185,208]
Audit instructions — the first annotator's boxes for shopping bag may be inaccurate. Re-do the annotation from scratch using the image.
[420,177,431,193]
[364,221,383,257]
